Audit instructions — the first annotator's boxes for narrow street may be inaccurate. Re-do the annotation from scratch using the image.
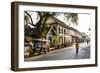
[25,42,90,61]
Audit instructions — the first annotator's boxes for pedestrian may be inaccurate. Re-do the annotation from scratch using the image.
[86,39,89,44]
[75,40,79,55]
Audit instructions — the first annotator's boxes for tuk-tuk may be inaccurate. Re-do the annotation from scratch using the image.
[24,37,50,57]
[32,39,50,55]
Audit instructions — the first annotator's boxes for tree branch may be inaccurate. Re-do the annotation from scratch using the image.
[25,11,35,26]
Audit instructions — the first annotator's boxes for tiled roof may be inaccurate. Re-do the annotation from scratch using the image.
[52,17,70,29]
[52,17,81,34]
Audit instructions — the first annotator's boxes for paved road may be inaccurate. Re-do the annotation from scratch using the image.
[25,42,90,61]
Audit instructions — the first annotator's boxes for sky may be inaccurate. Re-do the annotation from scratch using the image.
[71,14,90,35]
[57,13,91,35]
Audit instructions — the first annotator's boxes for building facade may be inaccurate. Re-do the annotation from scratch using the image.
[45,17,82,47]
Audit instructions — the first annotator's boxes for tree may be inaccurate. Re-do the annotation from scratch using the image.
[64,13,78,25]
[24,11,78,38]
[24,11,36,36]
[24,12,30,36]
[24,11,35,27]
[35,12,58,38]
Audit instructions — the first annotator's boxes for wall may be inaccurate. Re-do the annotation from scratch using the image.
[0,0,99,73]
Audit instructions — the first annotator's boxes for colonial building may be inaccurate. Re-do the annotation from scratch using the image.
[45,17,82,47]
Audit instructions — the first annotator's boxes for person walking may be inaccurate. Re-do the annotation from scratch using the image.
[75,40,79,55]
[86,39,89,44]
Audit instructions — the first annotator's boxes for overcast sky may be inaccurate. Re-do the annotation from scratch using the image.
[74,14,90,35]
[57,13,91,35]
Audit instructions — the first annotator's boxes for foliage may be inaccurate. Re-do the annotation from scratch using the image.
[24,15,30,36]
[24,15,29,24]
[36,12,57,38]
[64,13,78,25]
[52,35,60,46]
[40,28,49,38]
[24,11,34,26]
[24,11,36,36]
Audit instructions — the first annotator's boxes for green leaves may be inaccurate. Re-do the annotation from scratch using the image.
[52,35,60,45]
[64,13,78,25]
[24,15,29,23]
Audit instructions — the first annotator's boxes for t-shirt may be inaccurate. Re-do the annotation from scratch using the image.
[75,43,79,48]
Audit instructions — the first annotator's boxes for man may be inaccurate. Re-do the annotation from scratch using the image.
[86,39,89,44]
[75,40,79,55]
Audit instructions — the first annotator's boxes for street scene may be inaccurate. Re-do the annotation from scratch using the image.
[25,42,90,61]
[24,11,91,61]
